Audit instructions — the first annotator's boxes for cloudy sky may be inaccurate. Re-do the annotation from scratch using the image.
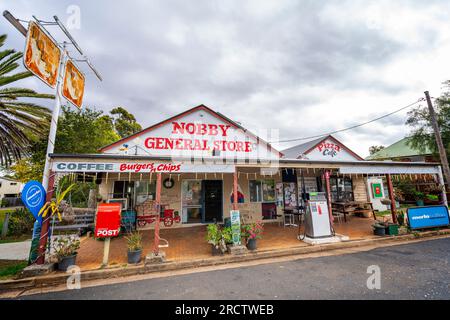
[1,0,450,157]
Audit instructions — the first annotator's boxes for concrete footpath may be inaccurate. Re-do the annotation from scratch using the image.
[0,240,30,260]
[1,229,449,296]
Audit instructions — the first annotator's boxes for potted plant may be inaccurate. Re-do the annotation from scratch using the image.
[242,221,264,250]
[125,231,142,264]
[206,223,226,255]
[53,235,81,271]
[414,191,425,206]
[424,193,439,205]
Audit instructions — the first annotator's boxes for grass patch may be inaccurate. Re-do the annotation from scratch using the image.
[0,260,27,280]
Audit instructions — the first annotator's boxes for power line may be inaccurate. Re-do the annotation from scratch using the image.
[271,98,425,144]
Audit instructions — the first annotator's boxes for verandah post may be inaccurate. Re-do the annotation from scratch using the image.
[386,174,398,224]
[324,170,334,228]
[233,168,238,210]
[153,172,162,255]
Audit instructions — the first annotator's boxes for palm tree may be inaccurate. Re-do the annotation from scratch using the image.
[0,34,54,166]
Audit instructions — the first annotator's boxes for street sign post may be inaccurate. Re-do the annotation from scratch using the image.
[21,180,46,263]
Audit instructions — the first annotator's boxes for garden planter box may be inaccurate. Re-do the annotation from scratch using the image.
[385,223,399,236]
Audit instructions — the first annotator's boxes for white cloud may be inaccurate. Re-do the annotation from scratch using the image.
[1,0,450,159]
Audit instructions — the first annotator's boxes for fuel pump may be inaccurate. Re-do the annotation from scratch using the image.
[298,191,336,244]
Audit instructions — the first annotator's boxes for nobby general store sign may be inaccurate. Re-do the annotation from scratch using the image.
[52,161,235,173]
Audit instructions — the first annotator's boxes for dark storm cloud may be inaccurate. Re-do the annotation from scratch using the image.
[1,0,449,157]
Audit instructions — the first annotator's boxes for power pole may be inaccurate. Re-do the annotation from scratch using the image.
[424,91,450,188]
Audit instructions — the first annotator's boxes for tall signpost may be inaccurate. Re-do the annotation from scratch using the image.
[3,10,102,265]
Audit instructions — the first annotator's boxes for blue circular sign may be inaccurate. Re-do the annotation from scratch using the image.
[21,180,46,223]
[25,185,44,208]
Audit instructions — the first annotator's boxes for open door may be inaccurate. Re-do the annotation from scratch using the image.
[203,180,223,223]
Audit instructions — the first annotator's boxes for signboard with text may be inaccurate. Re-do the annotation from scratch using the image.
[407,206,450,230]
[52,161,235,173]
[95,203,122,238]
[100,107,280,160]
[230,210,241,245]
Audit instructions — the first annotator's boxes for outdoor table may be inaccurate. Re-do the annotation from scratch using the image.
[331,201,374,222]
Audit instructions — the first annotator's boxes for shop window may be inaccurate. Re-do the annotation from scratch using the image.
[134,181,156,205]
[330,177,354,202]
[249,180,275,203]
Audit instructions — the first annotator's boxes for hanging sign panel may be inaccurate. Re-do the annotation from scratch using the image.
[62,59,85,109]
[407,206,450,230]
[24,21,61,88]
[51,161,235,173]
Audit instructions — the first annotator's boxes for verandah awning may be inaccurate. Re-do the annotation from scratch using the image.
[339,164,442,175]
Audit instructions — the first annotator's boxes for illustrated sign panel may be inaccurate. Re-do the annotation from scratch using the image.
[230,210,241,245]
[21,180,46,224]
[62,60,85,109]
[24,21,61,88]
[407,206,450,230]
[95,203,122,238]
[371,183,383,198]
[52,161,235,173]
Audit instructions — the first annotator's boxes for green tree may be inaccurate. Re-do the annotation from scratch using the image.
[369,145,385,155]
[11,106,121,182]
[406,80,450,159]
[110,106,142,138]
[54,106,120,154]
[0,34,53,166]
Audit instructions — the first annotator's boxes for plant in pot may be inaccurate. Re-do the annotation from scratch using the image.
[424,193,439,205]
[52,235,81,271]
[206,223,226,255]
[414,191,425,206]
[125,231,142,264]
[242,221,264,250]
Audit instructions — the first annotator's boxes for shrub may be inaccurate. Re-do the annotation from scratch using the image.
[241,221,264,241]
[7,208,35,236]
[52,235,80,259]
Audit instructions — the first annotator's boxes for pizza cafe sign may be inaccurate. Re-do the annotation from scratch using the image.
[143,122,253,153]
[316,141,341,158]
[52,161,234,173]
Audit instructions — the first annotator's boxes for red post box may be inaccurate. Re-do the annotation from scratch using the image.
[95,203,122,238]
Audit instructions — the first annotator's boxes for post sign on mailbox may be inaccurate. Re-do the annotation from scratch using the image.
[95,203,122,238]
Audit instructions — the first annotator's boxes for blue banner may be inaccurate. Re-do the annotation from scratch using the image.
[21,180,46,224]
[407,205,450,229]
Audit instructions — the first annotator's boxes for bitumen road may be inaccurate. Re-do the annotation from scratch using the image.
[19,237,450,299]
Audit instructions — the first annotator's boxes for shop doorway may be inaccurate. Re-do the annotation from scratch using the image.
[202,180,223,223]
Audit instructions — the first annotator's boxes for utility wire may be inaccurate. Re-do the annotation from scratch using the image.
[271,98,425,144]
